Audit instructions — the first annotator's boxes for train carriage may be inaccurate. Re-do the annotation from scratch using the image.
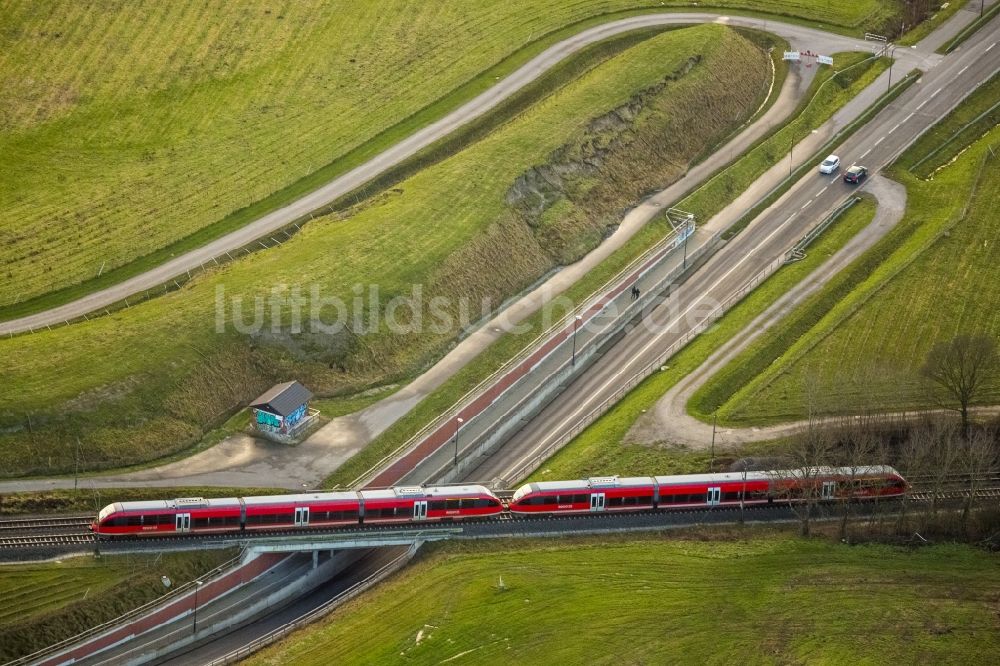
[94,497,243,536]
[508,476,658,514]
[359,485,502,523]
[241,491,362,533]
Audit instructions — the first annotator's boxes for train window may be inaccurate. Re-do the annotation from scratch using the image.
[223,516,240,526]
[126,516,143,527]
[158,514,174,525]
[429,501,446,511]
[724,492,741,502]
[637,495,653,505]
[606,496,624,507]
[543,495,557,505]
[572,494,587,504]
[460,498,476,509]
[446,499,461,510]
[193,517,210,528]
[473,499,492,508]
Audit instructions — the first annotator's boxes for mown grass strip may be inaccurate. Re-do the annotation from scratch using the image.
[939,1,1000,53]
[903,70,1000,177]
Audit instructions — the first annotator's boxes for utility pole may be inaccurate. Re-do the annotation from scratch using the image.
[571,315,582,367]
[453,417,464,466]
[710,412,717,470]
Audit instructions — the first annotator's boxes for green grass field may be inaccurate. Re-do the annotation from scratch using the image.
[523,198,875,482]
[0,0,898,315]
[0,25,771,478]
[703,121,1000,425]
[0,549,235,662]
[246,532,1000,665]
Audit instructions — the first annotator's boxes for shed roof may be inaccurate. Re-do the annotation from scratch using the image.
[249,380,313,417]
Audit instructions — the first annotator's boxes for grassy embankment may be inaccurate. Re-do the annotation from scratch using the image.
[328,50,890,487]
[0,26,771,478]
[939,1,1000,53]
[0,486,286,516]
[0,0,898,319]
[0,549,235,662]
[693,74,1000,426]
[246,532,1000,665]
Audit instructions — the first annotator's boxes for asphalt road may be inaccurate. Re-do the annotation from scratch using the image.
[0,13,932,336]
[465,15,1000,485]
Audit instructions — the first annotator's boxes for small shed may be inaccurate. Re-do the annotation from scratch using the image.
[249,381,316,442]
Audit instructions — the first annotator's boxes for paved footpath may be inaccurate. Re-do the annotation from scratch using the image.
[0,14,946,492]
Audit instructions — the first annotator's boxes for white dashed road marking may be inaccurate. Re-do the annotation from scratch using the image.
[859,148,872,159]
[987,42,996,53]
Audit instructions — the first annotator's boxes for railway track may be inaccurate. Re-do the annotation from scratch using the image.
[1,484,997,551]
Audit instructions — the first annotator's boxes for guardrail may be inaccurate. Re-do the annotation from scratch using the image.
[202,542,422,666]
[7,547,248,666]
[347,218,694,488]
[784,196,861,263]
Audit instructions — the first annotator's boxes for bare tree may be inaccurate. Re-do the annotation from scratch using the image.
[921,334,999,437]
[957,425,999,536]
[834,416,877,542]
[775,420,836,537]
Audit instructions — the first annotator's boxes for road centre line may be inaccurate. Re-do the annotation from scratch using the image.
[859,148,872,159]
[506,210,801,473]
[957,64,970,76]
[915,99,928,111]
[987,42,996,53]
[873,136,886,146]
[801,200,812,210]
[888,122,902,134]
[930,87,942,98]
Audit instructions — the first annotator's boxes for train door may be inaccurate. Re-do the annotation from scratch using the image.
[294,507,310,527]
[706,487,721,506]
[413,501,428,521]
[821,481,836,501]
[590,493,605,512]
[175,513,191,533]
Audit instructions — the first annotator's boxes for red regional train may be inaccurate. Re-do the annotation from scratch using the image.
[91,466,907,537]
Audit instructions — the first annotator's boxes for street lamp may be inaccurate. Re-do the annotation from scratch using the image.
[571,315,583,367]
[192,580,204,635]
[453,417,464,466]
[886,44,898,93]
[789,129,818,179]
[682,215,693,269]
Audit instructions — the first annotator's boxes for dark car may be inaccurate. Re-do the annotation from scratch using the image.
[844,165,868,184]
